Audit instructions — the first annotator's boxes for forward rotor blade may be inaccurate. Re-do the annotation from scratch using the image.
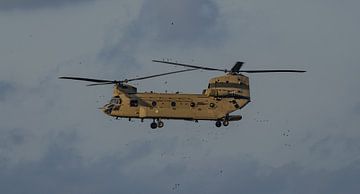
[60,69,198,86]
[125,68,197,82]
[59,76,114,83]
[239,70,306,73]
[152,60,226,72]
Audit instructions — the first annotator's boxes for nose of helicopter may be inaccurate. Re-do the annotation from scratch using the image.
[100,104,113,115]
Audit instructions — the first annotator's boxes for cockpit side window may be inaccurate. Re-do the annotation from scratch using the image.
[110,97,121,105]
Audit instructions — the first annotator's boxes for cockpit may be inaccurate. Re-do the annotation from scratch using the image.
[109,96,121,105]
[103,96,122,115]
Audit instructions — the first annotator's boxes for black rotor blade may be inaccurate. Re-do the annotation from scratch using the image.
[125,68,197,82]
[86,82,115,86]
[60,69,198,86]
[239,70,306,73]
[59,76,115,83]
[152,60,306,74]
[152,60,227,72]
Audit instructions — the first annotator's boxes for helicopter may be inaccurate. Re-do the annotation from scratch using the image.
[59,60,305,129]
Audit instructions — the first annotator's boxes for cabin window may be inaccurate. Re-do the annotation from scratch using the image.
[190,102,196,107]
[171,101,176,107]
[152,101,157,107]
[130,100,138,107]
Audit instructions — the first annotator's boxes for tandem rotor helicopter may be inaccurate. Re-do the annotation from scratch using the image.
[60,60,305,129]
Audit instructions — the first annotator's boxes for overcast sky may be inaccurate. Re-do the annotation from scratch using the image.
[1,0,360,193]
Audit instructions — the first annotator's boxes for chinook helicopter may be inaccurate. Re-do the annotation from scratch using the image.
[59,60,305,129]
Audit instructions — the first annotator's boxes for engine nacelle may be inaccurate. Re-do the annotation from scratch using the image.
[203,74,250,100]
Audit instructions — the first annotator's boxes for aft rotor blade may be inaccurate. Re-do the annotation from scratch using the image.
[86,82,115,86]
[239,70,306,73]
[59,76,115,83]
[126,68,197,82]
[152,60,227,72]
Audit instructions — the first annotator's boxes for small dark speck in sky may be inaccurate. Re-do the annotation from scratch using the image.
[171,183,180,190]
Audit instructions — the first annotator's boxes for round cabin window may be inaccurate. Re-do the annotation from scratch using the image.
[209,103,215,108]
[152,101,157,107]
[171,101,176,107]
[190,102,196,107]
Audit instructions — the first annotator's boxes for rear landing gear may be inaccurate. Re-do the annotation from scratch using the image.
[150,119,164,129]
[158,120,164,128]
[151,119,158,129]
[150,122,158,129]
[223,120,229,126]
[215,120,222,128]
[215,119,229,127]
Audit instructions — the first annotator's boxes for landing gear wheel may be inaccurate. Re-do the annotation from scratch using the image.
[223,120,229,127]
[158,121,164,128]
[150,122,158,129]
[215,120,222,128]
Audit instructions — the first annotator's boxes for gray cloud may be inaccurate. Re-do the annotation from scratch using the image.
[353,102,360,115]
[0,0,94,10]
[135,0,222,44]
[1,0,360,193]
[1,140,360,194]
[98,0,224,68]
[0,130,158,194]
[309,135,360,162]
[0,128,30,165]
[0,81,15,101]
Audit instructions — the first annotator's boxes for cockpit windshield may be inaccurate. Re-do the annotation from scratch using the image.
[110,97,121,105]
